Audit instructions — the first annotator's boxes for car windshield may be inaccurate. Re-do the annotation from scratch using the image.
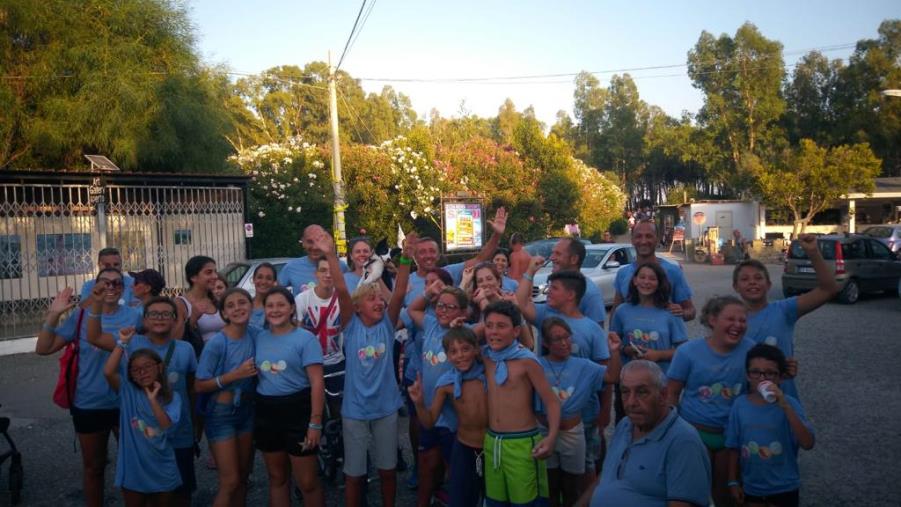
[863,226,893,238]
[582,249,609,268]
[789,240,837,260]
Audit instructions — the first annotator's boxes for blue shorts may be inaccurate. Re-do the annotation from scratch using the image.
[174,446,196,494]
[205,401,254,443]
[418,425,455,461]
[449,440,483,507]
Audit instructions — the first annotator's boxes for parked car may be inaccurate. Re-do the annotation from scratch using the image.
[524,237,592,259]
[782,235,901,304]
[861,225,901,253]
[531,243,636,306]
[222,257,293,297]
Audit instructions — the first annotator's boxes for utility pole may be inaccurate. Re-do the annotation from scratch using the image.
[328,51,348,256]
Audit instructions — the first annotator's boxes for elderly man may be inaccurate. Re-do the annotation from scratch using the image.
[278,224,348,295]
[580,360,711,507]
[612,220,696,321]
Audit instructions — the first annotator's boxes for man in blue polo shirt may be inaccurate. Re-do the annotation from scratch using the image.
[583,360,710,507]
[278,224,348,295]
[79,247,136,307]
[612,220,696,322]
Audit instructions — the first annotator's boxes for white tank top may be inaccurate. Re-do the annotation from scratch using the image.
[178,295,226,342]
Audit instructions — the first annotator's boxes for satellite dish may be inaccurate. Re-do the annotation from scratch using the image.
[84,155,120,172]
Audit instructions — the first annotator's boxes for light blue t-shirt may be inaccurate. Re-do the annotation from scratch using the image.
[55,305,143,410]
[580,280,607,325]
[418,313,457,431]
[537,357,606,420]
[249,307,266,329]
[128,336,197,449]
[277,256,347,295]
[610,303,688,375]
[614,258,693,304]
[80,275,137,307]
[746,297,800,399]
[115,377,182,493]
[501,276,519,293]
[254,327,323,396]
[343,272,363,292]
[725,394,812,496]
[342,313,403,420]
[592,408,711,507]
[196,330,257,399]
[667,337,757,429]
[534,305,609,422]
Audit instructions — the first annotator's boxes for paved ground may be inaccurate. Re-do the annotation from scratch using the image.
[1,262,900,506]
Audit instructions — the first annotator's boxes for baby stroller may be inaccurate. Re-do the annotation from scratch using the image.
[0,404,23,505]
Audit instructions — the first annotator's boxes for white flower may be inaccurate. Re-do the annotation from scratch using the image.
[296,207,302,213]
[258,211,266,218]
[308,173,317,179]
[293,177,299,182]
[410,210,418,219]
[288,206,293,211]
[424,206,431,213]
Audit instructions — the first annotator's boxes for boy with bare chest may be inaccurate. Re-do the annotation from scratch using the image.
[409,327,488,507]
[482,300,560,506]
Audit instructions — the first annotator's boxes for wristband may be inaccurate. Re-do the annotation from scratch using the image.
[398,256,413,265]
[523,273,534,282]
[308,422,323,430]
[41,322,56,333]
[727,481,740,487]
[215,376,224,389]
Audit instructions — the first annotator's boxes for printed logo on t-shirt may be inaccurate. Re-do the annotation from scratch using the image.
[570,343,580,354]
[423,350,447,367]
[697,382,743,401]
[131,417,161,439]
[552,386,575,401]
[764,336,778,346]
[167,371,179,387]
[260,360,288,374]
[742,440,784,460]
[630,328,660,345]
[358,343,387,361]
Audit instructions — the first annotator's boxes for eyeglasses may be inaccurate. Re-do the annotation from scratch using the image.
[99,279,123,288]
[547,334,571,344]
[145,311,175,320]
[748,369,781,380]
[435,302,461,312]
[129,363,158,375]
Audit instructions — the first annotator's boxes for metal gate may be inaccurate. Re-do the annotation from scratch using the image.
[0,174,247,341]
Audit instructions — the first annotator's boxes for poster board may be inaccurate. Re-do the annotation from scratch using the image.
[442,199,484,252]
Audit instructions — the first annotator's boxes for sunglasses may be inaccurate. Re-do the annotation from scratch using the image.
[98,279,123,288]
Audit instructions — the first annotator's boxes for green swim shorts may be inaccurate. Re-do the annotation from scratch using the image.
[696,427,726,451]
[484,429,549,507]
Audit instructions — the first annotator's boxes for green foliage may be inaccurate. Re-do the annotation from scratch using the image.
[608,218,629,236]
[0,0,234,171]
[749,139,882,233]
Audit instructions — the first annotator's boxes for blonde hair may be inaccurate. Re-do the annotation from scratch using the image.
[351,282,382,305]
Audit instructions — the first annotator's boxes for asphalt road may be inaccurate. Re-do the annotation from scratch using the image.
[1,262,900,506]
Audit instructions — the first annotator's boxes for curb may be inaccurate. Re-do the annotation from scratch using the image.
[0,337,36,357]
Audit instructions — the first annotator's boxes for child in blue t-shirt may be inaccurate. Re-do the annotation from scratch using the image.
[323,229,414,507]
[667,295,757,507]
[537,317,621,507]
[726,344,815,507]
[103,332,182,503]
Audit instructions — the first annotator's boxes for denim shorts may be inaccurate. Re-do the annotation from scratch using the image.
[205,401,254,443]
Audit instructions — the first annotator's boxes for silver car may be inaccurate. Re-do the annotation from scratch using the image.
[862,225,901,253]
[222,257,293,297]
[531,243,636,306]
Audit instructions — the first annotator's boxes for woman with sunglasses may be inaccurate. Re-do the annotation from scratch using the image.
[36,268,143,507]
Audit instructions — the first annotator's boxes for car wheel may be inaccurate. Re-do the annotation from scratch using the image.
[838,279,860,304]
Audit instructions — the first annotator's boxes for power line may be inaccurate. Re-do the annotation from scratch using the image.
[338,87,376,142]
[336,0,368,72]
[355,42,856,84]
[345,0,377,63]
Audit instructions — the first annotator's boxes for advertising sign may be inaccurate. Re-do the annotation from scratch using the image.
[443,201,483,251]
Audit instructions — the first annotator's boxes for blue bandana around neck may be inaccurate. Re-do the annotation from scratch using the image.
[483,343,537,385]
[437,362,486,399]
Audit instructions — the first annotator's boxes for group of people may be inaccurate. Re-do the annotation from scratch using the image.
[34,210,836,507]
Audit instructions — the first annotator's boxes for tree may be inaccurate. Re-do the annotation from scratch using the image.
[595,74,648,201]
[572,71,606,160]
[0,0,234,171]
[750,139,881,235]
[493,98,522,145]
[784,51,842,146]
[688,22,786,195]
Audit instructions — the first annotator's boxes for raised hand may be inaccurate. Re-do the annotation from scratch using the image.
[407,373,423,404]
[527,256,545,276]
[449,316,467,328]
[118,326,136,345]
[402,231,419,259]
[487,207,508,236]
[49,288,76,316]
[424,279,444,301]
[798,233,819,254]
[311,231,336,256]
[90,279,108,301]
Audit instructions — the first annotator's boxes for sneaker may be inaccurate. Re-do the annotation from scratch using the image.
[405,467,418,490]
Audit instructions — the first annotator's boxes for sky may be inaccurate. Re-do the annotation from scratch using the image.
[187,0,900,127]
